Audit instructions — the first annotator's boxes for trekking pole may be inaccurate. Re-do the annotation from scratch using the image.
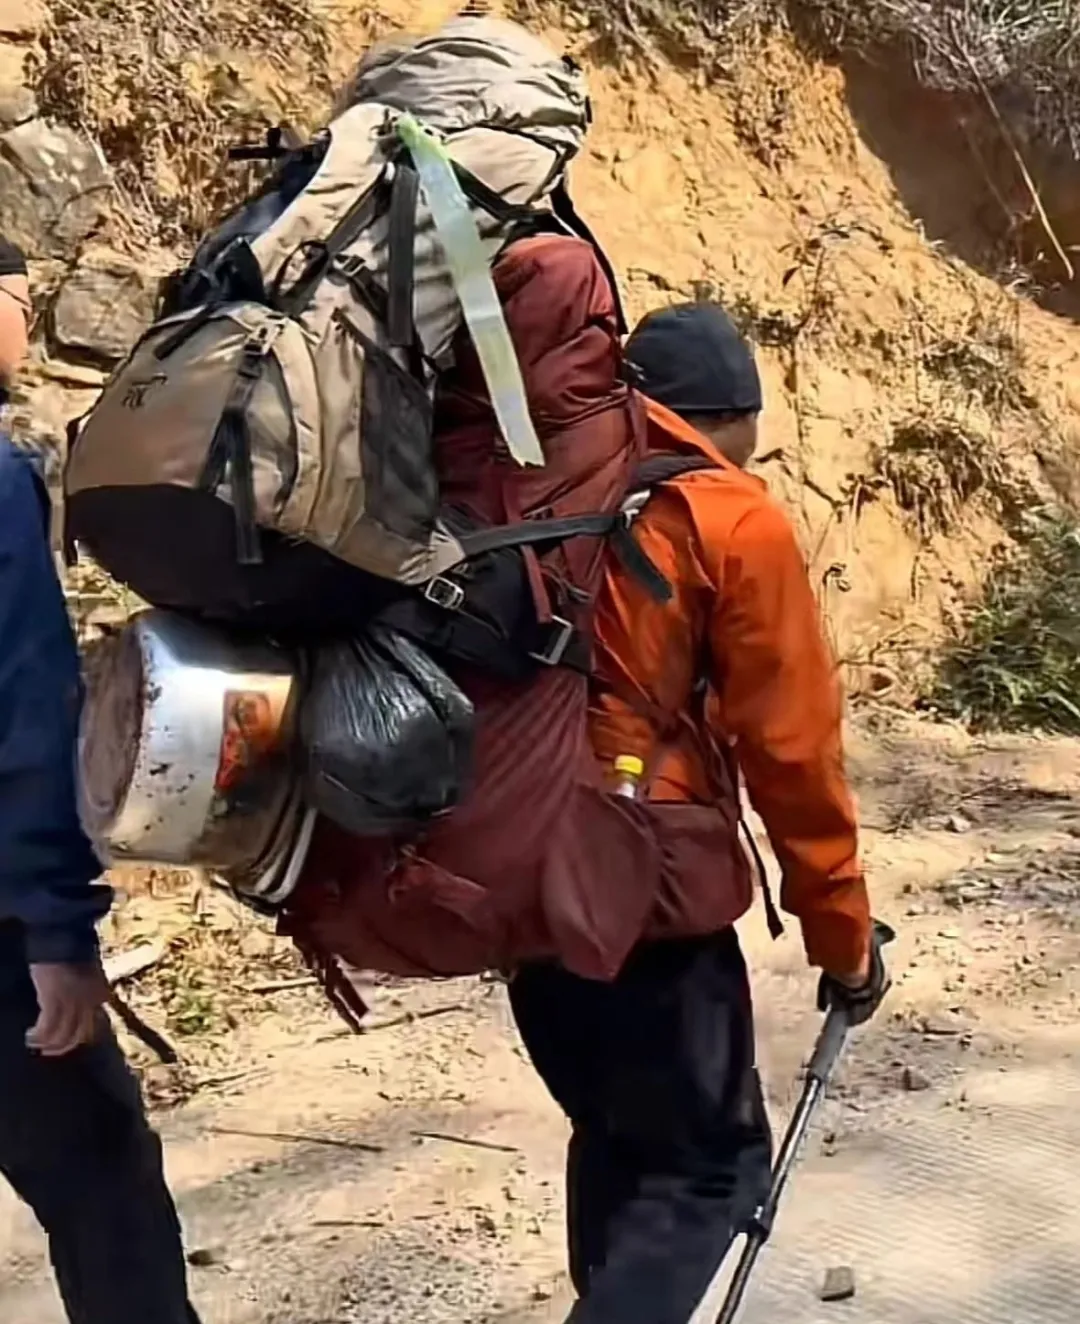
[711,1004,850,1324]
[711,920,895,1324]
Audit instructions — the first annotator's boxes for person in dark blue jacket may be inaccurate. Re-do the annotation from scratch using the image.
[0,236,200,1323]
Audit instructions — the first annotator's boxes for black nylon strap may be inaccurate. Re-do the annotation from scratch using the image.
[336,256,389,320]
[198,335,266,565]
[606,455,721,603]
[379,592,593,678]
[224,409,261,566]
[278,175,389,316]
[454,460,718,588]
[457,512,616,559]
[387,164,420,349]
[608,522,672,603]
[633,454,719,488]
[451,162,537,229]
[331,265,429,385]
[551,183,627,336]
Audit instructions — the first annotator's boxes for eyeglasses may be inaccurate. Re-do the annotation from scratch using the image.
[0,284,32,327]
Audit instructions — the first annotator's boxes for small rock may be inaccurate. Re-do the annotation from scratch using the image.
[901,1064,932,1092]
[0,82,34,131]
[0,43,36,128]
[0,0,45,40]
[820,1265,856,1302]
[0,119,110,259]
[52,251,156,364]
[38,358,108,388]
[186,1247,223,1268]
[237,927,275,960]
[921,1013,967,1037]
[946,813,972,833]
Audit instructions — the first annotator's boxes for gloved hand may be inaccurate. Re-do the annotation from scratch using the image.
[817,919,895,1027]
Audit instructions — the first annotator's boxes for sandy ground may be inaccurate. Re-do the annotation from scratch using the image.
[3,710,1080,1323]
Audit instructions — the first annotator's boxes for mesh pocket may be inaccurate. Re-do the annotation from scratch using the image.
[351,325,437,541]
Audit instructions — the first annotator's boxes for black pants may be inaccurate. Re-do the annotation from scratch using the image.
[0,932,199,1324]
[511,930,771,1324]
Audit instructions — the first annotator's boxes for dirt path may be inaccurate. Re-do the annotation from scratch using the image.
[3,713,1080,1323]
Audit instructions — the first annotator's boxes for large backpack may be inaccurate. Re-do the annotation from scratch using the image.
[62,17,626,661]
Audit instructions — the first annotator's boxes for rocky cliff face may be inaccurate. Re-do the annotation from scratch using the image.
[6,0,1080,695]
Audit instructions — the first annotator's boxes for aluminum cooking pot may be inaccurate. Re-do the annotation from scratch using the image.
[79,608,310,900]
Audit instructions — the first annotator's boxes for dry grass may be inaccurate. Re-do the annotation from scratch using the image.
[871,412,1029,538]
[809,0,1080,153]
[33,0,336,248]
[101,866,315,1098]
[533,0,1080,152]
[34,0,1080,252]
[513,0,785,69]
[917,302,1036,420]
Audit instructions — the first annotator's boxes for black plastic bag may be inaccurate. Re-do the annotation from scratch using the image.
[300,625,474,837]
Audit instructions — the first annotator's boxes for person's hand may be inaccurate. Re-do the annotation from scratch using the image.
[817,920,895,1027]
[26,959,110,1057]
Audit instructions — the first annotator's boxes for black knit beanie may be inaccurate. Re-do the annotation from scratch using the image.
[626,302,763,415]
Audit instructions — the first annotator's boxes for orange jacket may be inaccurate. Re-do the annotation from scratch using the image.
[589,399,871,974]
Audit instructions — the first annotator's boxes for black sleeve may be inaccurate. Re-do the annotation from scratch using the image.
[0,441,111,963]
[0,237,27,278]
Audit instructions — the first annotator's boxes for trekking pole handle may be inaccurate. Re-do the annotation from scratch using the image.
[811,920,895,1084]
[806,1003,850,1085]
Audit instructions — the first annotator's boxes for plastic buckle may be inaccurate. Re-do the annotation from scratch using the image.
[423,576,465,611]
[620,491,649,524]
[529,616,575,667]
[335,253,365,280]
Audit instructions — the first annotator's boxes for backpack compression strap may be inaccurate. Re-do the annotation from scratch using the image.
[455,455,721,603]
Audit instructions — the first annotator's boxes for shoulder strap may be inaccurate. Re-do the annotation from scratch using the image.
[632,454,719,489]
[457,511,615,559]
[452,161,540,230]
[455,456,722,598]
[457,511,675,606]
[451,452,724,609]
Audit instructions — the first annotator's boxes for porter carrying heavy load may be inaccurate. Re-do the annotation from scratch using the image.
[72,20,675,998]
